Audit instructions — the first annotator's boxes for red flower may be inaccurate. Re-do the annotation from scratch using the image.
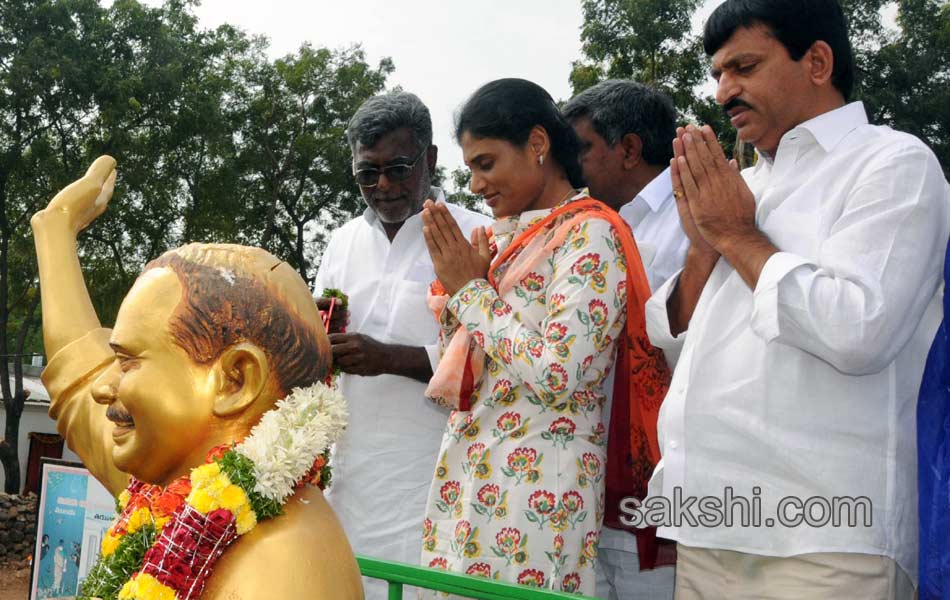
[165,477,193,498]
[520,272,545,292]
[572,253,601,276]
[544,364,568,392]
[562,491,584,514]
[428,557,448,570]
[477,484,500,507]
[496,411,521,431]
[206,444,232,463]
[491,380,514,404]
[455,520,473,543]
[495,527,522,550]
[168,526,199,556]
[506,448,538,472]
[491,298,512,316]
[588,299,608,326]
[498,338,513,364]
[526,338,544,358]
[206,508,234,537]
[159,560,193,592]
[467,443,486,462]
[466,563,492,578]
[545,322,568,343]
[152,490,185,518]
[561,572,581,593]
[517,568,546,587]
[440,481,461,504]
[527,490,557,515]
[549,417,576,436]
[581,452,602,475]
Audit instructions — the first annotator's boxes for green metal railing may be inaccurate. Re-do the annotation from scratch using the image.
[357,556,600,600]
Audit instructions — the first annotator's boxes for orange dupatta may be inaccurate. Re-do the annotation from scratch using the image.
[425,197,673,569]
[488,198,673,570]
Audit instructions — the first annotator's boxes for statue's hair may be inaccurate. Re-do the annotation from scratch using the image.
[143,243,329,395]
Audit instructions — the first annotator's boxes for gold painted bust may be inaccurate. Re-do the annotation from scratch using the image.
[30,157,363,599]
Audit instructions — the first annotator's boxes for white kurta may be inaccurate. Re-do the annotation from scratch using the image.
[314,190,490,599]
[645,102,950,583]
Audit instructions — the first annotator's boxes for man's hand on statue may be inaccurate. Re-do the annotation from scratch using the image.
[328,332,392,376]
[316,297,349,334]
[421,199,491,296]
[675,125,759,254]
[34,155,117,235]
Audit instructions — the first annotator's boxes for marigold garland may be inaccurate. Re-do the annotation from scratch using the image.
[78,382,347,600]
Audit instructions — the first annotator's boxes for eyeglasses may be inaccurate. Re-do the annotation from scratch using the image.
[353,148,427,188]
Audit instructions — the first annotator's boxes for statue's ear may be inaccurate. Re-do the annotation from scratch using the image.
[211,343,270,417]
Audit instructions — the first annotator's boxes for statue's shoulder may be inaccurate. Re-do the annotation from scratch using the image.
[202,486,363,600]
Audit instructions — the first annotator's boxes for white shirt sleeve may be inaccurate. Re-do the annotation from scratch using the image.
[750,143,950,375]
[645,268,687,366]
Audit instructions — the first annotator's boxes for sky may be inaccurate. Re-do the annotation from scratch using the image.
[135,0,728,186]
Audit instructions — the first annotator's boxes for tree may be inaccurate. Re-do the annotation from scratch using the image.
[570,0,949,170]
[0,0,394,491]
[570,0,737,156]
[856,0,950,177]
[231,44,392,283]
[0,0,109,492]
[445,167,489,215]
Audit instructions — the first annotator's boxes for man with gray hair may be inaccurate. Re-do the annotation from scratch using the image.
[314,92,489,598]
[563,80,687,600]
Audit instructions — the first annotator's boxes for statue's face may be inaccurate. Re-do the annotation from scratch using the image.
[93,268,218,485]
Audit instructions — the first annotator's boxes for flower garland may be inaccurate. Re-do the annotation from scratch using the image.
[320,287,349,381]
[79,381,347,600]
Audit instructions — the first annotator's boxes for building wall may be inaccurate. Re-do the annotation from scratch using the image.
[1,375,81,492]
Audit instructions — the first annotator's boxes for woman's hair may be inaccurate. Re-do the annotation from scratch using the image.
[455,78,585,189]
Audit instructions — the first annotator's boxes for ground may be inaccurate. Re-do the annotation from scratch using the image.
[0,565,29,600]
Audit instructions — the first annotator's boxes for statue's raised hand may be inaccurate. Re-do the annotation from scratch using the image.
[34,155,116,235]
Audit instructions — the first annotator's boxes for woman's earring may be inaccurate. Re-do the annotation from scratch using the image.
[538,155,544,166]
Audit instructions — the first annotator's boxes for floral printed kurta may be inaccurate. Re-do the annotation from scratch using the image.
[420,197,628,596]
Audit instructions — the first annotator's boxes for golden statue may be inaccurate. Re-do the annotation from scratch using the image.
[31,156,363,599]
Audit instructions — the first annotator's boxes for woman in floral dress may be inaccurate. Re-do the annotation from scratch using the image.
[418,78,646,596]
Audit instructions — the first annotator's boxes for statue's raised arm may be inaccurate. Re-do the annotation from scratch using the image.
[31,156,127,493]
[30,157,361,600]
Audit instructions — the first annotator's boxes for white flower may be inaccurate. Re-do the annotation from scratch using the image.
[235,382,348,503]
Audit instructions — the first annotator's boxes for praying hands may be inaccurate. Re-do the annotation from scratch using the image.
[671,124,777,290]
[421,199,491,296]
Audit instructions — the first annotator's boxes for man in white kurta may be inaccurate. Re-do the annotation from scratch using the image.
[314,92,490,600]
[565,80,687,600]
[646,2,950,597]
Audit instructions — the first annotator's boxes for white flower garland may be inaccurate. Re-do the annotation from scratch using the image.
[236,381,348,503]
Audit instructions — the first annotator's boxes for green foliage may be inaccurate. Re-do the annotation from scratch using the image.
[0,0,392,491]
[217,450,283,520]
[79,523,157,600]
[570,0,950,172]
[855,0,950,177]
[570,0,734,154]
[445,167,489,215]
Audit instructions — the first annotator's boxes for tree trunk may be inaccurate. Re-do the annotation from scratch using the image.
[0,391,25,493]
